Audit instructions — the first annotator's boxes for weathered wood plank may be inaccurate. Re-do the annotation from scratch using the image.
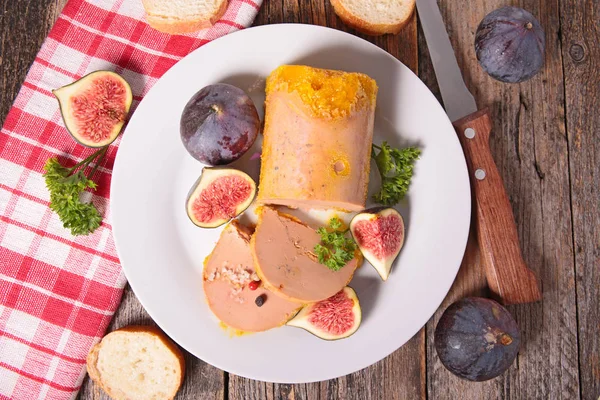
[0,0,67,125]
[77,285,226,400]
[228,374,275,400]
[418,10,489,398]
[559,0,600,399]
[423,0,580,399]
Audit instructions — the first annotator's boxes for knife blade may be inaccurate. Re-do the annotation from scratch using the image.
[416,0,541,304]
[416,0,477,122]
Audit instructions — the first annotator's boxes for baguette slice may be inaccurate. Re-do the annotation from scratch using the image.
[87,326,185,400]
[142,0,228,34]
[330,0,416,36]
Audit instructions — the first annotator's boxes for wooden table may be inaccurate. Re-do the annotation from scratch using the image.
[2,0,598,399]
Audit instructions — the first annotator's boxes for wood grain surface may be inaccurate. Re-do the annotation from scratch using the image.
[0,0,598,399]
[422,1,583,399]
[559,0,600,399]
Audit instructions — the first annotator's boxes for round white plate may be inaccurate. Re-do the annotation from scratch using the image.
[111,24,470,383]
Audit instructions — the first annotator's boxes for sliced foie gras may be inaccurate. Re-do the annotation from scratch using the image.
[251,206,361,303]
[203,221,301,332]
[258,65,378,212]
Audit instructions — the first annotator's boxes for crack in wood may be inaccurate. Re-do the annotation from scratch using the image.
[557,0,590,398]
[534,161,546,180]
[515,97,523,164]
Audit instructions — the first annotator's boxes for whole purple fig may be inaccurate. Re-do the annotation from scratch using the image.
[180,84,260,165]
[435,297,520,381]
[475,6,545,83]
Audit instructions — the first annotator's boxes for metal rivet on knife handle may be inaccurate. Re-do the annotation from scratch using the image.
[475,169,486,180]
[464,128,475,139]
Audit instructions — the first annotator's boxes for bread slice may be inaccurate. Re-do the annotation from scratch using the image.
[87,326,185,400]
[330,0,416,36]
[142,0,228,34]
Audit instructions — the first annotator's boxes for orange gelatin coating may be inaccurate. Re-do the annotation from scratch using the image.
[266,65,377,120]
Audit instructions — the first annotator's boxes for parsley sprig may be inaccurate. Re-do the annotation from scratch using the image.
[371,142,421,206]
[314,217,357,271]
[43,146,108,236]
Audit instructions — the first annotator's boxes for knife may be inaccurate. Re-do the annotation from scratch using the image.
[416,0,541,304]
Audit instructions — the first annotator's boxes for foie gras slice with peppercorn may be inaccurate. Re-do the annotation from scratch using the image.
[203,221,301,332]
[251,206,362,303]
[257,65,378,212]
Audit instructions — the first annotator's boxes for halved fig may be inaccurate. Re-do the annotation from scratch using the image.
[286,287,361,340]
[350,207,404,281]
[53,70,132,148]
[186,168,256,228]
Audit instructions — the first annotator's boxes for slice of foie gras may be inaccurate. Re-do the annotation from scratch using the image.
[203,221,301,332]
[251,206,361,303]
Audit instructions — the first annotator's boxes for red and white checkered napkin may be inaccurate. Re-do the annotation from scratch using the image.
[0,0,262,398]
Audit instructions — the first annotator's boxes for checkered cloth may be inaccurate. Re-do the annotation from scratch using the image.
[0,0,262,398]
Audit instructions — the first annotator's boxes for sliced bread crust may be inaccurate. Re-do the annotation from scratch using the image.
[330,0,416,36]
[142,0,228,34]
[86,325,185,400]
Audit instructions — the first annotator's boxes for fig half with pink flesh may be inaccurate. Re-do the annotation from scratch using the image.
[53,71,132,148]
[350,207,405,281]
[186,168,256,228]
[286,287,361,340]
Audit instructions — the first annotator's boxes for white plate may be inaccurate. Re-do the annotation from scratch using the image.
[111,24,470,383]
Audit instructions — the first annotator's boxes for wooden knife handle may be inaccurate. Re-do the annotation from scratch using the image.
[453,109,541,305]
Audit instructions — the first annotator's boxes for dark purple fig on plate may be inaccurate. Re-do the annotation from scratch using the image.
[475,6,545,83]
[186,167,256,228]
[53,71,132,147]
[350,207,404,281]
[180,83,260,165]
[435,297,520,381]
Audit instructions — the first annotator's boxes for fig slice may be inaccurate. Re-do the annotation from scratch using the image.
[53,70,132,148]
[350,207,405,281]
[286,287,361,340]
[186,168,256,228]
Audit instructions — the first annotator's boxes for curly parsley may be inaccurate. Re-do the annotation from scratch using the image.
[43,146,107,236]
[371,142,421,206]
[314,217,357,271]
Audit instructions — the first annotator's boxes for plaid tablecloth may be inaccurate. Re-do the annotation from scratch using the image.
[0,0,262,398]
